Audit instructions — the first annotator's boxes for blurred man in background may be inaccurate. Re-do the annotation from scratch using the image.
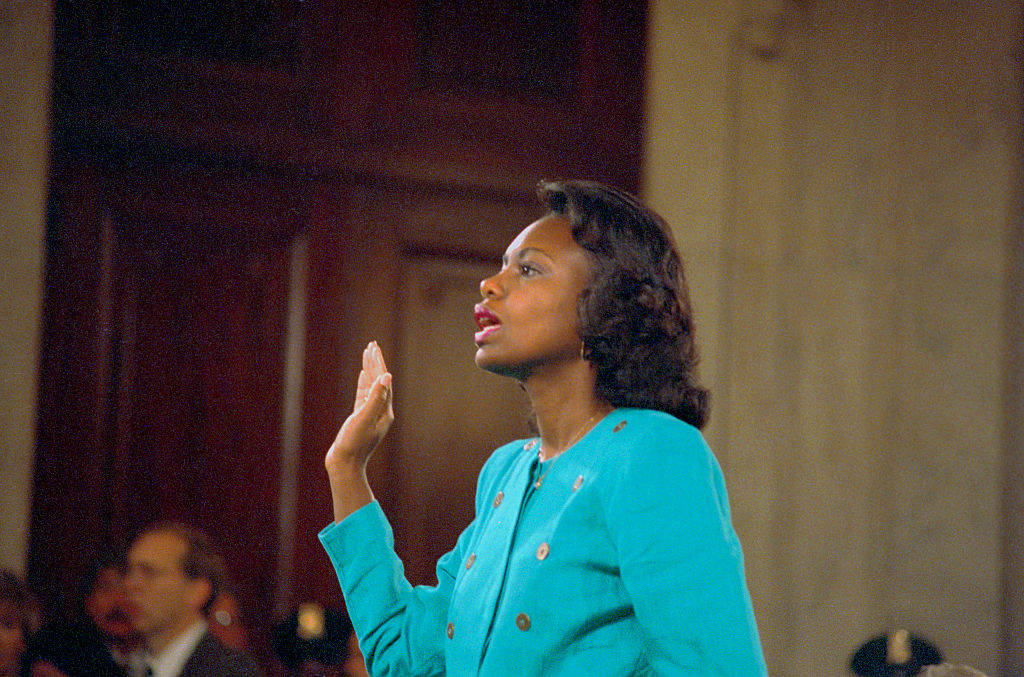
[126,523,262,677]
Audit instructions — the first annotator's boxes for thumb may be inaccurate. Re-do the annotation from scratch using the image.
[362,373,392,418]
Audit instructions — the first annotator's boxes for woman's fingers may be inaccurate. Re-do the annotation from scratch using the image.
[354,342,387,411]
[327,341,394,476]
[367,372,393,423]
[347,373,392,444]
[374,341,389,374]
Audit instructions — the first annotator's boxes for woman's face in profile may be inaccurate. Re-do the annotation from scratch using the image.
[474,214,592,380]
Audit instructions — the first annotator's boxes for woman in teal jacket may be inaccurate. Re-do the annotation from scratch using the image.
[320,181,767,676]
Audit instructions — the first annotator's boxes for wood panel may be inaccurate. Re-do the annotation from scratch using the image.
[416,0,578,96]
[34,1,645,669]
[30,161,116,617]
[51,0,644,191]
[105,220,292,649]
[394,255,530,584]
[31,157,311,666]
[289,182,541,606]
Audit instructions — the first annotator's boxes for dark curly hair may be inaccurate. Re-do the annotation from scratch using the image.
[537,180,710,429]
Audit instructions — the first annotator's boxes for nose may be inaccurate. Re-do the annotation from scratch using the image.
[124,567,140,592]
[479,271,503,299]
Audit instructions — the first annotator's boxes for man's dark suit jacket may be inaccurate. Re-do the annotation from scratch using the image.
[178,632,263,677]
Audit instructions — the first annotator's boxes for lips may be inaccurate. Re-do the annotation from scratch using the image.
[474,305,501,344]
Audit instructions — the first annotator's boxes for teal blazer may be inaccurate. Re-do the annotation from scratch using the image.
[320,408,767,676]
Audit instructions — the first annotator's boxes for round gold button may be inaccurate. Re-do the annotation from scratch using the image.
[613,420,627,432]
[515,613,531,631]
[465,553,476,569]
[536,542,550,560]
[573,475,584,491]
[446,622,454,639]
[493,491,504,508]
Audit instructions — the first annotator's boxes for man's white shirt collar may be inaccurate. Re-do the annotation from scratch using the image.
[144,619,208,677]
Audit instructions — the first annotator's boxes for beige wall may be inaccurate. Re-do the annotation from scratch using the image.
[645,1,1022,675]
[0,0,53,575]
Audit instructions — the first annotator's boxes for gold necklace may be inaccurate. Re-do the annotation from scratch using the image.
[534,410,607,489]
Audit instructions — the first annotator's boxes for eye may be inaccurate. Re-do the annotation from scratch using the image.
[519,263,540,276]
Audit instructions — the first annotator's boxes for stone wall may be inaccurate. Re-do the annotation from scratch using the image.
[0,0,53,575]
[646,2,1022,675]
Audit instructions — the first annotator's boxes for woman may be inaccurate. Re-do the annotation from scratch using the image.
[319,181,767,676]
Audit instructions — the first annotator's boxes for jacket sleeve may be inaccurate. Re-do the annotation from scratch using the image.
[602,423,768,676]
[319,501,475,677]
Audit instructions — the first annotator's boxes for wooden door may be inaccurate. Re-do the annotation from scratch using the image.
[35,0,646,669]
[31,159,311,664]
[287,183,543,607]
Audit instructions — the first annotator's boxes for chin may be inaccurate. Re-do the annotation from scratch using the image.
[473,347,498,370]
[475,355,528,381]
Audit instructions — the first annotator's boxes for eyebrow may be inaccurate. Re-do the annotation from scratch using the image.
[501,247,553,266]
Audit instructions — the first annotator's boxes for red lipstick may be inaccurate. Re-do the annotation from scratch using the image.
[474,305,501,344]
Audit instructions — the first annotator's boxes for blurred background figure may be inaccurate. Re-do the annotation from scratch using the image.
[341,631,367,677]
[20,623,126,677]
[850,629,942,676]
[79,550,141,669]
[19,549,139,677]
[125,522,262,676]
[271,604,367,677]
[0,571,40,677]
[205,588,249,651]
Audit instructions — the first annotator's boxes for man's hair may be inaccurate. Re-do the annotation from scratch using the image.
[140,522,226,613]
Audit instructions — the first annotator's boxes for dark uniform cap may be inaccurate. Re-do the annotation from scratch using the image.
[850,629,943,676]
[271,603,354,669]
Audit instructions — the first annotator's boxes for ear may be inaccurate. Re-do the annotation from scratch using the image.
[186,577,214,614]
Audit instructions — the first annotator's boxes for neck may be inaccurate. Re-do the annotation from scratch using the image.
[522,359,611,460]
[147,613,202,656]
[110,633,142,656]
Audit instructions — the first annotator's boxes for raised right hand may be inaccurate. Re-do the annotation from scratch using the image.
[325,341,394,477]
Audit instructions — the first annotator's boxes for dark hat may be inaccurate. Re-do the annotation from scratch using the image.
[851,629,942,676]
[272,603,354,668]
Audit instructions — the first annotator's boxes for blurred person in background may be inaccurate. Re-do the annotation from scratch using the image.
[20,549,140,677]
[20,623,126,677]
[80,550,142,670]
[125,522,262,677]
[205,588,248,652]
[272,604,368,677]
[0,571,40,677]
